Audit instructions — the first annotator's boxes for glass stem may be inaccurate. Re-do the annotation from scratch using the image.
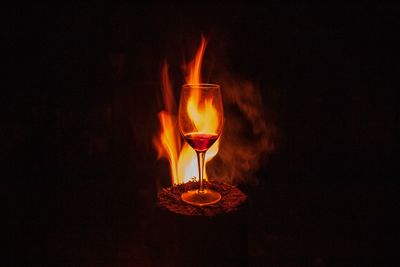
[196,151,206,193]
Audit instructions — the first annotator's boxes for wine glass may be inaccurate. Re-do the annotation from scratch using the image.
[178,83,224,206]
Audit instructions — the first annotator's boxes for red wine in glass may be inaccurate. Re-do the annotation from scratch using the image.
[184,132,219,152]
[178,83,223,206]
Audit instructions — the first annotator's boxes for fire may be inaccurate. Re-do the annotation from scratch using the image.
[185,35,206,85]
[153,36,220,184]
[153,36,275,186]
[187,97,219,133]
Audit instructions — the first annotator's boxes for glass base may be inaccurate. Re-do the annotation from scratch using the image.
[181,189,221,207]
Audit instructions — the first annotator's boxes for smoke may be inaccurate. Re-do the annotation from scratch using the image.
[206,73,278,185]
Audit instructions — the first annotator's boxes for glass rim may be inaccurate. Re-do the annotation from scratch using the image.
[182,83,220,89]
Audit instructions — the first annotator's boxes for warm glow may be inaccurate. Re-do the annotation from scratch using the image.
[153,36,220,184]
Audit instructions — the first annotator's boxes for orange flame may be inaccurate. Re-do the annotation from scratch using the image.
[185,35,207,85]
[154,36,220,184]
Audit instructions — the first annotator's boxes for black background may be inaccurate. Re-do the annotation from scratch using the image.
[4,2,399,266]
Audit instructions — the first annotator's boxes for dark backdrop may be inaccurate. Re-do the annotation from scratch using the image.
[4,2,399,266]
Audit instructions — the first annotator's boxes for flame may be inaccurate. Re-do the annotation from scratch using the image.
[154,36,220,185]
[185,35,207,85]
[154,111,179,185]
[152,64,180,185]
[154,36,275,186]
[187,97,219,133]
